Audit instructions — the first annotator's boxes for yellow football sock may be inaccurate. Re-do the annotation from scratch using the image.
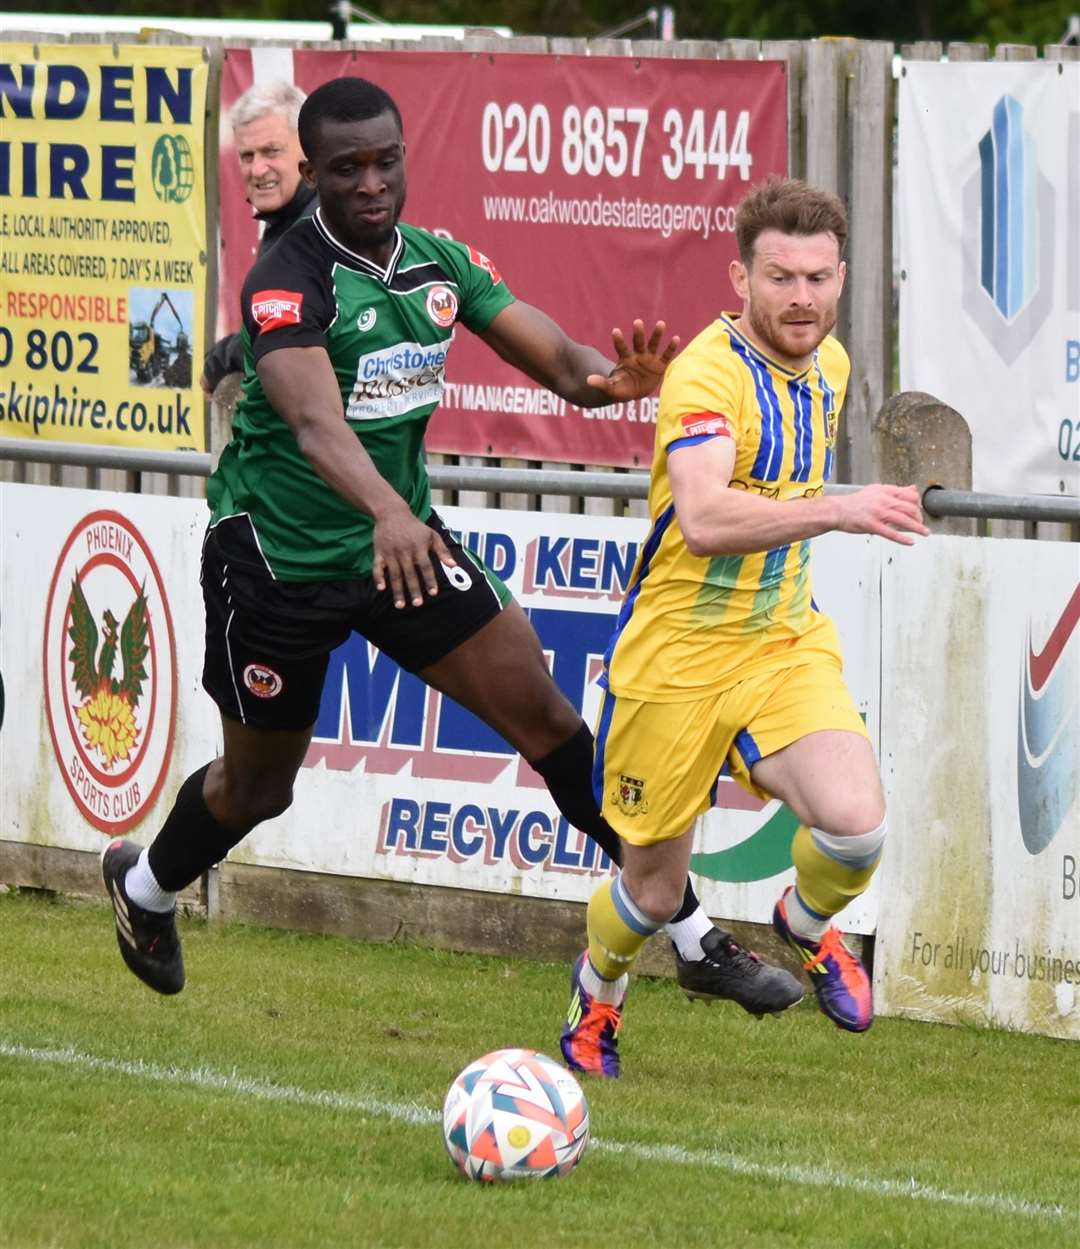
[791,823,884,917]
[586,875,661,980]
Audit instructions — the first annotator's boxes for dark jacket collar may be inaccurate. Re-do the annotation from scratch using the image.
[254,182,317,249]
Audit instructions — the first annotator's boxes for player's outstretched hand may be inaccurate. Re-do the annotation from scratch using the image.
[836,484,930,545]
[587,320,680,401]
[372,503,457,609]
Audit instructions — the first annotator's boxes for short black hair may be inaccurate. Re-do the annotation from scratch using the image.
[297,77,403,158]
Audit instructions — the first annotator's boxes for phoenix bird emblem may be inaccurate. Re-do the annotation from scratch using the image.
[67,574,149,768]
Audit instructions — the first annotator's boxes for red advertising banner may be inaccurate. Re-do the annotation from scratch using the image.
[218,50,787,467]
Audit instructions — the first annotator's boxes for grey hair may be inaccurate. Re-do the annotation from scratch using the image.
[229,80,307,133]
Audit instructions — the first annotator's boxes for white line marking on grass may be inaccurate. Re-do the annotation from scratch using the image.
[591,1139,1072,1221]
[2,1040,1072,1223]
[0,1041,438,1127]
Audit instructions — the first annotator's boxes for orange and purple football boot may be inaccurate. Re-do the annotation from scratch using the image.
[772,886,873,1032]
[560,951,624,1078]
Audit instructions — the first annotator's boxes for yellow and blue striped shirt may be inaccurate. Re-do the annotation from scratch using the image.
[603,313,849,701]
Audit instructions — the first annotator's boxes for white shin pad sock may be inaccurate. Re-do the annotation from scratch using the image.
[124,847,177,913]
[665,908,713,961]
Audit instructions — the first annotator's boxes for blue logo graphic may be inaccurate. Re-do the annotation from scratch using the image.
[978,95,1039,320]
[962,94,1054,363]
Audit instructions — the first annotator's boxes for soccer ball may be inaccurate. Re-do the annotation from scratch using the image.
[442,1047,590,1182]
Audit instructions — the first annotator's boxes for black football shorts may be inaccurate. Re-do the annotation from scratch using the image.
[201,511,509,730]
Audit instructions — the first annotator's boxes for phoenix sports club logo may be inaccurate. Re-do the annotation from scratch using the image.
[68,578,148,766]
[961,94,1055,363]
[425,284,459,328]
[244,663,284,699]
[43,512,177,834]
[1017,583,1079,854]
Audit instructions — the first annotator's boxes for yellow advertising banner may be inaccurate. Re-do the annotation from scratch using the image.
[0,43,208,451]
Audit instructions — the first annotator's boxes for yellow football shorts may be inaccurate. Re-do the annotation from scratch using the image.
[595,652,868,846]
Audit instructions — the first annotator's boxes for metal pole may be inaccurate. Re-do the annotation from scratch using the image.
[1,439,1077,521]
[921,486,1080,525]
[0,439,212,477]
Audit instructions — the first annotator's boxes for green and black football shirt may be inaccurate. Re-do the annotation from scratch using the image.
[207,211,515,580]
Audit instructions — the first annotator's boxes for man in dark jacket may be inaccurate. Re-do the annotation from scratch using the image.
[201,80,317,395]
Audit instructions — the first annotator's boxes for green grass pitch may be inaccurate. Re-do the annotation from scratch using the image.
[1,889,1076,1249]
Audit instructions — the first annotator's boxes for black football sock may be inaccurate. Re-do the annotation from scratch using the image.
[530,721,623,866]
[670,877,702,924]
[530,721,704,926]
[146,763,249,892]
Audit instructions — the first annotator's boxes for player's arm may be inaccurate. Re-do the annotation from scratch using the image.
[257,346,455,608]
[669,435,929,554]
[477,302,679,407]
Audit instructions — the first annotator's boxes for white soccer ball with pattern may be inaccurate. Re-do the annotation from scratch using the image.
[442,1047,590,1182]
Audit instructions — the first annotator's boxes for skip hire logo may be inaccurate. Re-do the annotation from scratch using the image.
[962,94,1055,364]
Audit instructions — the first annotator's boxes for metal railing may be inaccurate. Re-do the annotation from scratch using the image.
[2,437,1078,524]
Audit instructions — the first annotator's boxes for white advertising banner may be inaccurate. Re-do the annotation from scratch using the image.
[874,537,1080,1041]
[238,512,881,932]
[5,481,1075,1036]
[0,484,218,850]
[898,62,1080,498]
[0,482,881,930]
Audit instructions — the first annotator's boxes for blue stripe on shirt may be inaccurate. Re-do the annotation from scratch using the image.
[788,377,814,483]
[601,504,675,672]
[729,333,785,481]
[592,689,616,809]
[667,432,723,454]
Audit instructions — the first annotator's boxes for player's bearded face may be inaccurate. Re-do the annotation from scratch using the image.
[307,112,407,261]
[736,230,845,368]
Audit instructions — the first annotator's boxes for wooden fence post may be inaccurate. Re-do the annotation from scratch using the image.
[761,41,807,178]
[843,39,894,487]
[802,38,852,199]
[995,45,1039,62]
[945,43,989,62]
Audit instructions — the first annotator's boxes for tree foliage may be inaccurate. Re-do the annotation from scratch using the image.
[15,0,1077,48]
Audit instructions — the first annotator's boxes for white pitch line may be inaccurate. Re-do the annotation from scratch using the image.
[0,1041,438,1126]
[1,1040,1072,1223]
[591,1139,1072,1221]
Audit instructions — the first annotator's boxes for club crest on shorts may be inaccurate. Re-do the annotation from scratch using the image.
[43,510,177,834]
[612,773,650,817]
[425,285,458,328]
[243,663,284,699]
